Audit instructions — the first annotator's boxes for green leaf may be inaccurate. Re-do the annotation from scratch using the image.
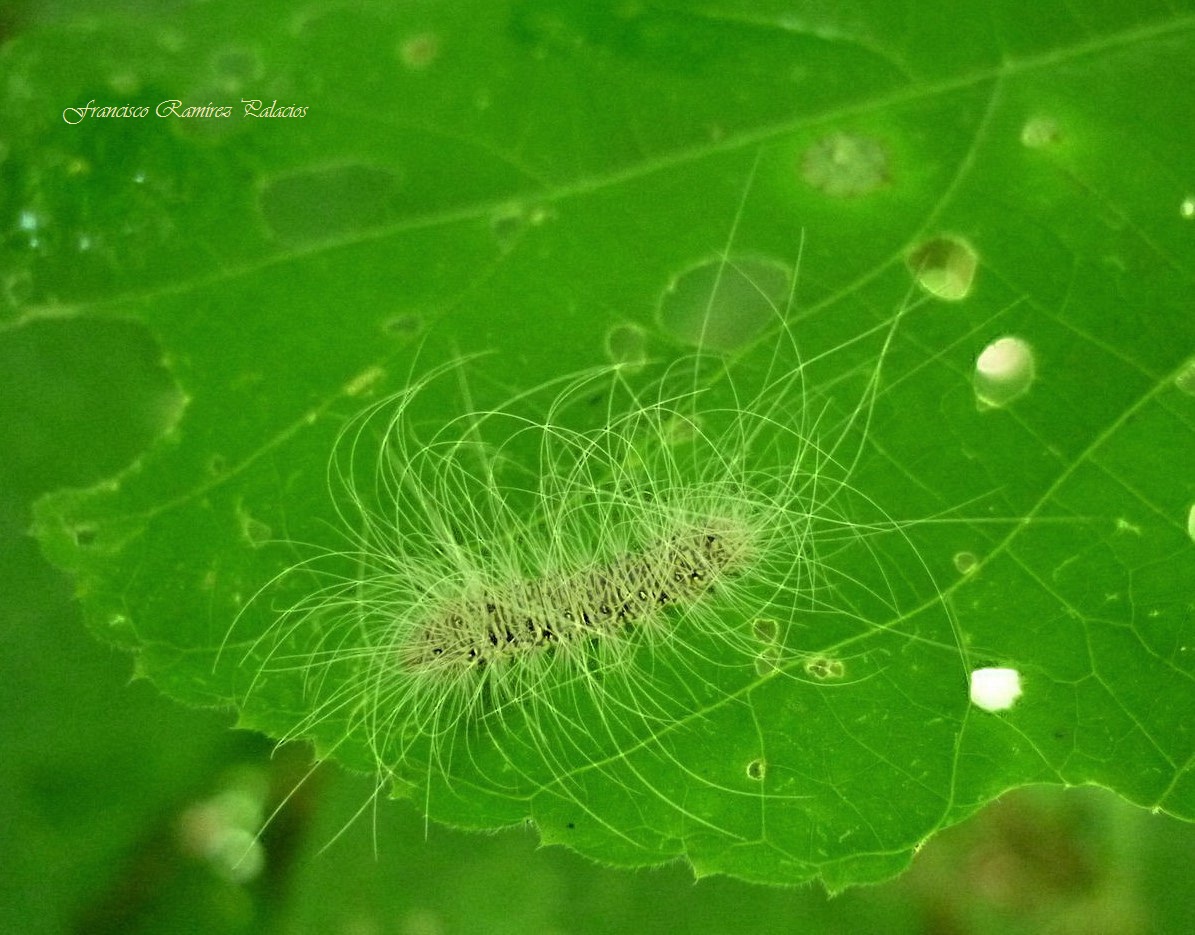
[9,0,1194,888]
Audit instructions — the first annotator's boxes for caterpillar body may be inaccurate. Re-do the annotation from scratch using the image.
[407,516,754,676]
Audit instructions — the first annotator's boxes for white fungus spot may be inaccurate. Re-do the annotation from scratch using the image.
[1020,116,1061,149]
[1187,504,1195,544]
[973,336,1035,408]
[1181,197,1195,220]
[969,667,1023,711]
[906,236,978,301]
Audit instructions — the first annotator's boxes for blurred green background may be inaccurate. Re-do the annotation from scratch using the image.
[3,0,1195,931]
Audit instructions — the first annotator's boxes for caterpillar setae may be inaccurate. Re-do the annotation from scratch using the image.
[225,175,974,858]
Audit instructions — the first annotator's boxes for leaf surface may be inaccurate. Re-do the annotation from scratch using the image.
[9,0,1194,887]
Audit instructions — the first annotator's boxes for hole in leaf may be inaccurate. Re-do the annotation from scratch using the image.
[657,256,789,352]
[907,236,978,301]
[605,323,648,371]
[800,131,890,197]
[754,648,780,676]
[974,336,1035,408]
[752,618,778,644]
[1020,116,1062,149]
[969,667,1023,711]
[1175,357,1195,395]
[804,656,844,680]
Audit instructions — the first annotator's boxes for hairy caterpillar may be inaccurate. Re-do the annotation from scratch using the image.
[226,179,972,864]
